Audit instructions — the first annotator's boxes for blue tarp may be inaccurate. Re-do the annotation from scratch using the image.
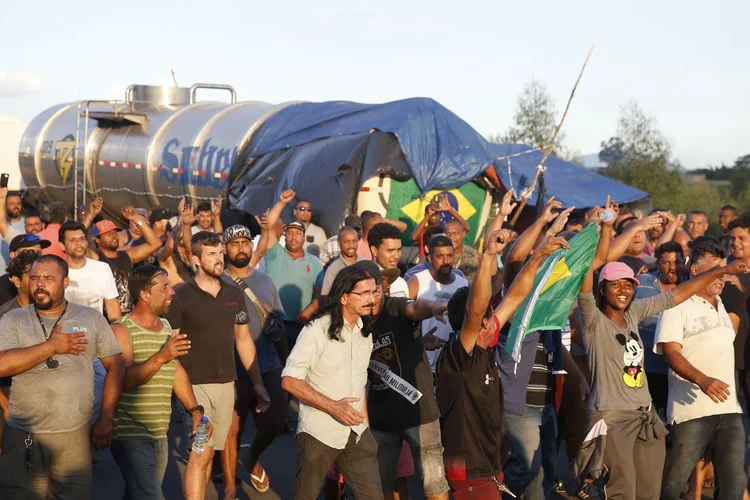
[246,98,495,192]
[488,144,648,208]
[240,98,648,209]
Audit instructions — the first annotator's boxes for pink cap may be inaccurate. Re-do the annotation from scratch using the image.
[598,262,640,287]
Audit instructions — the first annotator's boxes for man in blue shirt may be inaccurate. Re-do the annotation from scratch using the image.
[634,241,684,418]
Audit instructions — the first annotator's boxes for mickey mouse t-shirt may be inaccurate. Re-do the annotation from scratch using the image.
[578,290,675,412]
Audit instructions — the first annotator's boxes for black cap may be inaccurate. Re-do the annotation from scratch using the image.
[149,208,171,225]
[10,233,51,253]
[352,260,383,285]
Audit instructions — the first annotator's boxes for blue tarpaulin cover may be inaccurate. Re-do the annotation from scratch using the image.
[238,98,648,211]
[246,98,494,193]
[488,144,648,208]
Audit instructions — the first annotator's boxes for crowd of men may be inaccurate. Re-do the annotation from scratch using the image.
[1,184,750,500]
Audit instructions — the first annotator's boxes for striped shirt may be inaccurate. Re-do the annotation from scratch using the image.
[113,314,175,440]
[526,341,554,408]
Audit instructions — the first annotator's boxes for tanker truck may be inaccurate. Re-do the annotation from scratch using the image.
[19,83,503,248]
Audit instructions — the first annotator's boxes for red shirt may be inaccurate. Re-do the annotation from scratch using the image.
[37,223,65,259]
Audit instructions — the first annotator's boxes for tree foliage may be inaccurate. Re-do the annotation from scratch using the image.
[488,78,577,160]
[600,102,685,208]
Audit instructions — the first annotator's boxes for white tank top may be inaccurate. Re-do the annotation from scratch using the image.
[414,269,469,371]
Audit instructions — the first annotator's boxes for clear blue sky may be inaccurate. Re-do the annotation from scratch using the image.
[1,0,748,168]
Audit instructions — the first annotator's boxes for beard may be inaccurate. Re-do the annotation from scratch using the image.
[201,261,224,279]
[32,289,54,310]
[438,265,453,276]
[229,253,251,268]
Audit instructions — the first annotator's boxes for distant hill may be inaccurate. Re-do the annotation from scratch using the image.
[582,152,606,169]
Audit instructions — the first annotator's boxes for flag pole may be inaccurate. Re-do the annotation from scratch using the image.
[510,46,595,227]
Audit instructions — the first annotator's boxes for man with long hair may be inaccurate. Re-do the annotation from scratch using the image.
[282,266,383,499]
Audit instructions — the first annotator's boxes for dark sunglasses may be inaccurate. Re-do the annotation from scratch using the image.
[296,206,312,212]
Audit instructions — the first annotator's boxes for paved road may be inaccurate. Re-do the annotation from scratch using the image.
[92,413,297,500]
[92,414,717,500]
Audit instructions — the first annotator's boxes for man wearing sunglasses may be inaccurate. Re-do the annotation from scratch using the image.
[294,200,328,258]
[0,254,124,499]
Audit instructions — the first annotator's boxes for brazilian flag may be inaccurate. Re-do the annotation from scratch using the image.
[506,223,599,362]
[385,178,487,246]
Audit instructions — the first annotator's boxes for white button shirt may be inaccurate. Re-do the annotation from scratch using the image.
[655,295,742,424]
[282,314,372,449]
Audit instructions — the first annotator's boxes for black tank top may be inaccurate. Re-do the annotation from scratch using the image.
[97,250,133,313]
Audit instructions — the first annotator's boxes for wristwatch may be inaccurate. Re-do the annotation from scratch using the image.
[187,405,204,415]
[136,219,144,227]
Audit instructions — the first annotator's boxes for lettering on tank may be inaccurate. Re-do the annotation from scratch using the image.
[160,138,237,189]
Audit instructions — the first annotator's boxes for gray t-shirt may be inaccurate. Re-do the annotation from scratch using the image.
[0,302,122,434]
[321,255,366,296]
[578,290,675,412]
[222,271,285,375]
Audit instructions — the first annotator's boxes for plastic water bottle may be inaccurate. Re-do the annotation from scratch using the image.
[191,416,210,454]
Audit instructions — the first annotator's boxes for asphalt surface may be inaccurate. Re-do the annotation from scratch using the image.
[92,412,297,500]
[91,413,718,500]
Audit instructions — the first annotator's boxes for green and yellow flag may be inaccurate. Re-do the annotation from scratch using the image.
[385,178,487,246]
[506,223,599,362]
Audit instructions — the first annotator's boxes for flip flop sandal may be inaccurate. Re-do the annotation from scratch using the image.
[250,467,270,493]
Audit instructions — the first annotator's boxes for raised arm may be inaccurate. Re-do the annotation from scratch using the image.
[81,196,104,229]
[180,204,196,263]
[437,194,470,233]
[383,218,408,232]
[121,207,163,264]
[657,212,685,247]
[211,196,223,235]
[250,210,270,267]
[607,214,663,263]
[483,190,517,252]
[410,203,437,244]
[671,259,749,305]
[504,197,562,287]
[266,189,296,249]
[494,236,570,328]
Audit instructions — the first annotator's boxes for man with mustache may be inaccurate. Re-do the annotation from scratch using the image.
[0,250,38,455]
[164,231,270,500]
[218,224,287,496]
[263,190,324,348]
[355,259,450,500]
[109,265,208,500]
[0,254,124,499]
[92,207,163,314]
[282,266,383,499]
[635,241,685,418]
[407,235,469,371]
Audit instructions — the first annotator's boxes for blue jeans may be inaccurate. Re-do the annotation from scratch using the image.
[111,438,169,500]
[502,404,557,500]
[661,413,746,500]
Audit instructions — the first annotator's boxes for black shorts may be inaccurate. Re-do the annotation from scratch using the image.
[235,369,288,435]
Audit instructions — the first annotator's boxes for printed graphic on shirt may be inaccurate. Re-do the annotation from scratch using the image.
[112,268,131,313]
[370,331,400,389]
[616,331,644,388]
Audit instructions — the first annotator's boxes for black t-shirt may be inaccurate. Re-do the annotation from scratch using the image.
[164,279,249,385]
[721,276,750,370]
[0,274,16,305]
[436,332,503,480]
[97,250,134,313]
[367,297,440,431]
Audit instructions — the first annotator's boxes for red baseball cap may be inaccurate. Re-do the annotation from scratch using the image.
[598,262,640,287]
[92,219,118,237]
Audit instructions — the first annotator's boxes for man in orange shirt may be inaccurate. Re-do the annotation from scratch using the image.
[37,202,69,259]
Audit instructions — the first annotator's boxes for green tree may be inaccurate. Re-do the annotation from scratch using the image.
[600,101,684,208]
[489,78,575,160]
